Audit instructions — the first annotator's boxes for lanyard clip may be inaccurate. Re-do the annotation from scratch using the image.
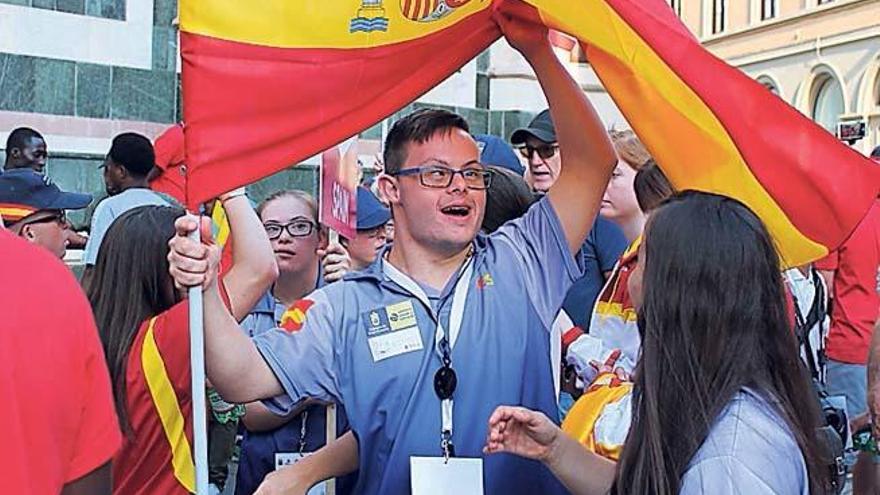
[441,430,455,463]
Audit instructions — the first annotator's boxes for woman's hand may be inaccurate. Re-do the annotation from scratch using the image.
[253,463,315,495]
[484,406,562,463]
[319,241,351,283]
[589,349,630,383]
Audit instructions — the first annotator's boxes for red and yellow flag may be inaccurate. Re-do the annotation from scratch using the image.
[180,0,880,267]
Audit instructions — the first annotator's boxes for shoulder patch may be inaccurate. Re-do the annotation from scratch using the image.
[279,299,315,333]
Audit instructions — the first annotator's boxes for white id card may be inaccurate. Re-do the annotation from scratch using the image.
[275,453,328,495]
[410,456,484,495]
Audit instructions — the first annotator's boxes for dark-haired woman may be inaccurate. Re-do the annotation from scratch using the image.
[85,192,277,495]
[485,191,830,495]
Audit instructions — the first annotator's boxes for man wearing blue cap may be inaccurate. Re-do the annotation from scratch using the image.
[0,169,92,258]
[344,187,391,271]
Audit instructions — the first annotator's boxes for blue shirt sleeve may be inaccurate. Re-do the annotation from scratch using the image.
[489,197,585,330]
[83,200,113,265]
[591,217,628,273]
[253,288,341,414]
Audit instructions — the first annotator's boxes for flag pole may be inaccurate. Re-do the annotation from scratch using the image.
[188,212,210,495]
[326,228,340,495]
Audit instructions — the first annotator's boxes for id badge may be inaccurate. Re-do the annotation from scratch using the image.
[410,456,483,495]
[274,453,328,495]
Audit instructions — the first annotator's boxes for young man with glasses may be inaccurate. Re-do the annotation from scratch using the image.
[0,168,91,258]
[167,15,617,495]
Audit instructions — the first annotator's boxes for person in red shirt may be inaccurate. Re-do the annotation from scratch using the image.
[0,228,121,494]
[83,190,276,495]
[817,199,880,416]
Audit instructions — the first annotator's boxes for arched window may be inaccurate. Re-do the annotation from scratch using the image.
[811,76,844,133]
[756,76,780,96]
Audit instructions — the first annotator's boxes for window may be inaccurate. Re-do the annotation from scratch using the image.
[818,0,834,4]
[761,0,777,20]
[669,0,682,17]
[811,76,845,133]
[712,0,726,34]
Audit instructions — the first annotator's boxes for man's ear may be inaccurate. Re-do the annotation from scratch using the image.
[20,224,36,242]
[377,174,400,204]
[8,147,21,159]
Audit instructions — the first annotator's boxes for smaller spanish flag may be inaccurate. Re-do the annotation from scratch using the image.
[279,299,316,333]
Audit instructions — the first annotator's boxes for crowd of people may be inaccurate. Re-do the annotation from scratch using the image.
[2,15,880,495]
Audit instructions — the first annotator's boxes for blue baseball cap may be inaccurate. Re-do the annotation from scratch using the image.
[474,134,525,176]
[0,169,92,223]
[356,186,390,231]
[510,109,556,145]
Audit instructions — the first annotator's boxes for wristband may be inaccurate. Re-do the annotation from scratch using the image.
[219,187,246,202]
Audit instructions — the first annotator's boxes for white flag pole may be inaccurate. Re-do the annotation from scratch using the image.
[188,213,210,495]
[325,229,340,495]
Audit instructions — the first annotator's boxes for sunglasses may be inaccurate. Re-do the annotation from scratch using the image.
[21,210,67,227]
[516,144,559,160]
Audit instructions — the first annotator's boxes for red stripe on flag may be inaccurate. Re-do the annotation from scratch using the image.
[403,0,413,19]
[180,10,499,207]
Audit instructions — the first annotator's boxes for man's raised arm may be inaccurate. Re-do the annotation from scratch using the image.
[497,6,616,255]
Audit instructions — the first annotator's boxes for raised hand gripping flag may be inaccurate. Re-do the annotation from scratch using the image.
[180,0,880,267]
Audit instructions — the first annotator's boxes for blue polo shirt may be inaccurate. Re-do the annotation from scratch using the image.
[255,197,582,494]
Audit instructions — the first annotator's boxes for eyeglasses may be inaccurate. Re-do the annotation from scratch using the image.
[21,210,67,227]
[516,144,559,160]
[264,220,316,240]
[393,164,492,190]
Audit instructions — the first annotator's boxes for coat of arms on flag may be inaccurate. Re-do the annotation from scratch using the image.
[279,299,316,333]
[402,0,472,22]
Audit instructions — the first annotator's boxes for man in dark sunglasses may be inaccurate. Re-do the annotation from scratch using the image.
[511,109,562,194]
[0,169,92,258]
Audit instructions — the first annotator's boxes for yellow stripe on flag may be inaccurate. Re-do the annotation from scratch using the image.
[526,0,825,265]
[211,201,230,248]
[180,0,491,49]
[141,317,196,493]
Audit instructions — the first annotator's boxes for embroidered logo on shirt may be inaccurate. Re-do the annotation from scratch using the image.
[476,272,494,289]
[279,299,315,333]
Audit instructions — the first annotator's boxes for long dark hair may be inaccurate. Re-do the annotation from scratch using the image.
[84,205,185,432]
[612,191,828,494]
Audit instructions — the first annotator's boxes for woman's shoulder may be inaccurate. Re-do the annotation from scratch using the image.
[680,390,809,494]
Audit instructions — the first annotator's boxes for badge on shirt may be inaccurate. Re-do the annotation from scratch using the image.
[410,456,484,495]
[363,300,423,362]
[275,453,328,495]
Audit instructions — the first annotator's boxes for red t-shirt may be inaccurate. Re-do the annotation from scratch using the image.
[0,230,121,493]
[112,284,230,495]
[816,200,880,364]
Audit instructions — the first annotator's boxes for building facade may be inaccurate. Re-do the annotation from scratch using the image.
[672,0,880,154]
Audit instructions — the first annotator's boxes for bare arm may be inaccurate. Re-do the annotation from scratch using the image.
[255,431,359,495]
[484,406,615,495]
[219,192,279,321]
[61,462,112,495]
[499,11,616,255]
[169,216,282,403]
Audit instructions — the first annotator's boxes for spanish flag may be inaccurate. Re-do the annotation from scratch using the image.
[180,0,880,267]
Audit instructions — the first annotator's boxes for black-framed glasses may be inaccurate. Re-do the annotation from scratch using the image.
[516,144,559,160]
[264,220,316,240]
[21,210,67,227]
[393,164,492,190]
